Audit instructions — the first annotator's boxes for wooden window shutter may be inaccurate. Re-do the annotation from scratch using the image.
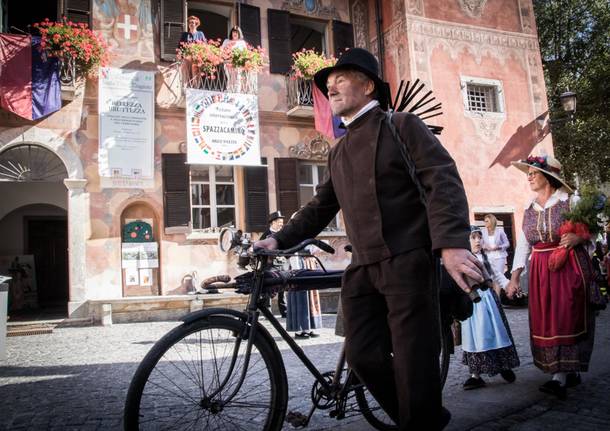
[161,0,185,62]
[244,165,269,232]
[63,0,92,27]
[238,3,261,48]
[162,154,190,228]
[275,158,299,221]
[267,9,291,74]
[332,20,354,58]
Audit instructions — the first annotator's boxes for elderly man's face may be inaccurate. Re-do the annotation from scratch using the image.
[326,70,374,118]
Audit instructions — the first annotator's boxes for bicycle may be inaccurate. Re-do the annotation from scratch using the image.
[124,234,454,430]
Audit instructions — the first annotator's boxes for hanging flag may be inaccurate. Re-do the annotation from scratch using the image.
[0,34,61,120]
[313,83,345,139]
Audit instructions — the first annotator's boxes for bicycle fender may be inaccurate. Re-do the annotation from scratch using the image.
[181,307,247,324]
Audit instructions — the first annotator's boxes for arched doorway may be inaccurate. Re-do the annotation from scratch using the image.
[0,144,69,318]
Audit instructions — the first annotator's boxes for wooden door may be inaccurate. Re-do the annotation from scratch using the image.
[26,218,69,306]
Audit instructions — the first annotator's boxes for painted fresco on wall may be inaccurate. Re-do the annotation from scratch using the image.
[93,0,154,62]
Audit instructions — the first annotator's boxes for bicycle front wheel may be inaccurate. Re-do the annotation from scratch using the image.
[124,315,288,430]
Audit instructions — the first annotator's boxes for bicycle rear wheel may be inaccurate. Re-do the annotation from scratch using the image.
[124,315,288,430]
[353,374,397,431]
[355,325,451,430]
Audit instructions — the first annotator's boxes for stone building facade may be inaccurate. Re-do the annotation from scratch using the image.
[0,0,551,320]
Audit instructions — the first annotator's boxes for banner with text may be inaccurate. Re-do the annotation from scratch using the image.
[99,67,155,188]
[186,88,261,166]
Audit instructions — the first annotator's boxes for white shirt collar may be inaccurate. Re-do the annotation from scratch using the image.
[341,100,379,126]
[527,189,569,210]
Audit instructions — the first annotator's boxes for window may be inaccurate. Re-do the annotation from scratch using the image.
[187,1,232,42]
[467,84,499,112]
[267,9,353,74]
[190,165,237,231]
[461,76,504,115]
[290,16,326,54]
[298,162,339,230]
[1,0,58,34]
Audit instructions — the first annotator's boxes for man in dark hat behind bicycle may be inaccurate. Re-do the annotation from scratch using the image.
[255,47,483,430]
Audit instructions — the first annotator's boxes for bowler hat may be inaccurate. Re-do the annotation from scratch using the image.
[313,48,389,110]
[268,211,284,223]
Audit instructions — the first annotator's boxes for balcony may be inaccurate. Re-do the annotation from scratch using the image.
[183,63,258,95]
[286,75,314,117]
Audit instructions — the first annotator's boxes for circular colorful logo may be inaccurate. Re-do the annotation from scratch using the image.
[190,93,256,161]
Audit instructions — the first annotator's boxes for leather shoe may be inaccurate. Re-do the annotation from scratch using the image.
[566,373,581,388]
[308,332,320,338]
[539,380,567,400]
[500,369,516,383]
[294,332,309,339]
[440,406,451,429]
[463,377,485,390]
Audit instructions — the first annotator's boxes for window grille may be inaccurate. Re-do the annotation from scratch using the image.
[0,145,67,182]
[466,84,500,113]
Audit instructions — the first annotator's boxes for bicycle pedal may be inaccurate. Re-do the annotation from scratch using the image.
[285,411,308,428]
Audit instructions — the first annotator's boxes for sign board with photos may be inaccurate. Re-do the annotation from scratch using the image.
[121,242,159,269]
[186,88,261,166]
[99,67,155,188]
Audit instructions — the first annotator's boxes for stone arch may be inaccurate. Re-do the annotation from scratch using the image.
[0,126,84,179]
[0,126,89,317]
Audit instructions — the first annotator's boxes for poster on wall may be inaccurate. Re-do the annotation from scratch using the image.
[186,88,261,166]
[121,242,159,269]
[99,67,155,189]
[0,255,38,310]
[125,268,140,286]
[139,268,153,286]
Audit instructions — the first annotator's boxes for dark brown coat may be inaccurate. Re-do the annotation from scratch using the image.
[274,106,470,263]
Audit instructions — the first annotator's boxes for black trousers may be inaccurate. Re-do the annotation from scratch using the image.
[341,249,444,430]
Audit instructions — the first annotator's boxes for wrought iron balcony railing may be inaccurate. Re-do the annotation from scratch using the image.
[286,75,314,117]
[57,56,84,100]
[183,63,258,95]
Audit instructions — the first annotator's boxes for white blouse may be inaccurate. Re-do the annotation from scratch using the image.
[511,189,570,271]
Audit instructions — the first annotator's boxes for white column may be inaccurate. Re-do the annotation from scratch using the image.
[64,178,90,318]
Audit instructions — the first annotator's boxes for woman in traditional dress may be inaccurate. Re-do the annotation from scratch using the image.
[482,214,510,294]
[507,155,595,400]
[461,226,520,390]
[286,245,323,339]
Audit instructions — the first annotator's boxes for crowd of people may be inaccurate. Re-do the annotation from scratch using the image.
[253,46,606,430]
[173,16,609,424]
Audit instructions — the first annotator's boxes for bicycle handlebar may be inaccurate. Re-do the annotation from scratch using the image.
[254,238,335,257]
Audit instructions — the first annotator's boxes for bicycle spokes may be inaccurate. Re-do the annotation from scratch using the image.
[136,324,276,430]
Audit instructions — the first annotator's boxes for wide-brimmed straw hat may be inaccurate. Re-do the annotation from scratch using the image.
[313,47,389,110]
[510,155,573,192]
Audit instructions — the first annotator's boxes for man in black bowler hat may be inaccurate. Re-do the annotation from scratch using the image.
[256,47,483,430]
[261,211,287,317]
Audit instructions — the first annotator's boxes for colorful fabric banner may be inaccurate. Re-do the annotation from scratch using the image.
[313,84,345,139]
[0,34,60,120]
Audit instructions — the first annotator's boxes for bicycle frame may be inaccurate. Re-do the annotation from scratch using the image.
[204,252,350,423]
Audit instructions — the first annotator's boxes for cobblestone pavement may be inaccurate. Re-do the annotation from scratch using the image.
[1,307,609,430]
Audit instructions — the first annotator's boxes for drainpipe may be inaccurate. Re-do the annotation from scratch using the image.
[374,0,385,79]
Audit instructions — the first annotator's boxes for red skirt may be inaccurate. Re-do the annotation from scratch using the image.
[529,243,588,348]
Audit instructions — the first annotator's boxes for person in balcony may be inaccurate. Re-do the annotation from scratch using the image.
[222,26,249,93]
[221,26,247,51]
[179,16,207,84]
[179,16,206,44]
